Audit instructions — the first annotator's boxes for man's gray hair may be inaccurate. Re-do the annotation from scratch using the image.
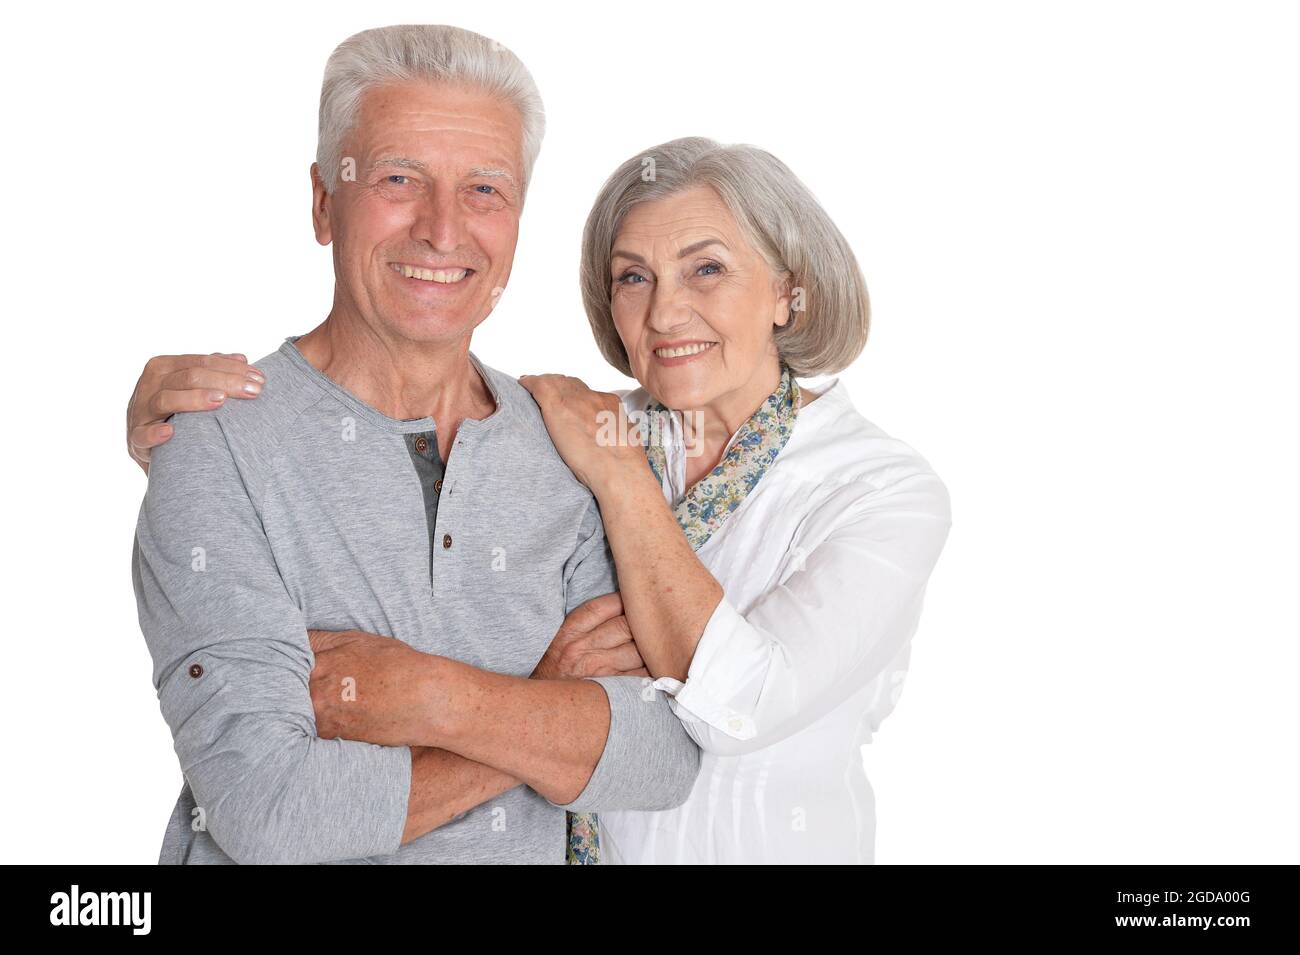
[316,24,545,200]
[580,137,870,378]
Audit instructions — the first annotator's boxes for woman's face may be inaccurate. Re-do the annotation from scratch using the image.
[609,186,791,411]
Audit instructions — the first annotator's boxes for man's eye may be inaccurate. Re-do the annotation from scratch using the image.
[474,184,497,195]
[386,175,410,185]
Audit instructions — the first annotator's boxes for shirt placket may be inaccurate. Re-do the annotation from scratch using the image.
[429,426,478,594]
[403,429,446,584]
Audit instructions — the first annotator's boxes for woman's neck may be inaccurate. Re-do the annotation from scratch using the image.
[677,359,789,489]
[671,367,825,490]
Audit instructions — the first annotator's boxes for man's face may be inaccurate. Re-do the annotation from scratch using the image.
[312,80,524,346]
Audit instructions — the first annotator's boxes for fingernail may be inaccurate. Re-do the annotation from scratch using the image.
[242,380,262,395]
[246,370,265,384]
[231,353,247,361]
[208,391,225,402]
[159,424,173,437]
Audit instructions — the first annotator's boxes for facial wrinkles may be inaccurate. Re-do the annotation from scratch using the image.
[363,126,518,180]
[617,215,723,329]
[616,219,771,378]
[610,191,785,438]
[363,82,522,153]
[332,84,523,345]
[353,85,523,213]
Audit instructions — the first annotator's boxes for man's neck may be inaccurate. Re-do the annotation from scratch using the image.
[296,314,497,455]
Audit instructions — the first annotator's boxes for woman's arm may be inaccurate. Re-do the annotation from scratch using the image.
[517,373,725,681]
[588,462,724,682]
[126,351,265,472]
[516,372,952,756]
[627,473,952,757]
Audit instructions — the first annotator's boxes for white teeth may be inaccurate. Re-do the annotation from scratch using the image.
[398,265,470,283]
[655,342,716,358]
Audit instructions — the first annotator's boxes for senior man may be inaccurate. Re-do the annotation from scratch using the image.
[131,24,700,865]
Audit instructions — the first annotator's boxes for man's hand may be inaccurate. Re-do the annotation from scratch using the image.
[127,352,264,473]
[306,595,646,749]
[308,629,445,746]
[531,592,648,680]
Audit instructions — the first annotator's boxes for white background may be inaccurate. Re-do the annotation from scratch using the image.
[2,0,1296,863]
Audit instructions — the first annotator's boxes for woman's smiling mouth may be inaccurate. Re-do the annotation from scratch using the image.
[653,341,717,365]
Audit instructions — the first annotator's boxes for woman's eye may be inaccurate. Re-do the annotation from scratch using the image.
[697,261,722,276]
[617,271,646,285]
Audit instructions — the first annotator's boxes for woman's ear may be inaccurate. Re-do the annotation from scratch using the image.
[772,269,795,328]
[310,163,333,246]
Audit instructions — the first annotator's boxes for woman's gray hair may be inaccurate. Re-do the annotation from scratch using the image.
[316,25,545,201]
[580,137,870,378]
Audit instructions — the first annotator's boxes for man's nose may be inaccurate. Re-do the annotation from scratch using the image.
[410,185,469,252]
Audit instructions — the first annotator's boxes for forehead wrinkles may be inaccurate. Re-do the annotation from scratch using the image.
[354,95,522,172]
[617,215,734,254]
[369,104,518,137]
[364,139,517,175]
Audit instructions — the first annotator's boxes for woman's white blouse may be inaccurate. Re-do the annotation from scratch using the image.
[598,376,952,864]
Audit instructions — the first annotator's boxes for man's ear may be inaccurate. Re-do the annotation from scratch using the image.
[310,162,333,246]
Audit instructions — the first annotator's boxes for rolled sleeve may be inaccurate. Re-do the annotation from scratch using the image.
[545,675,701,812]
[132,410,413,865]
[650,597,769,741]
[651,470,953,756]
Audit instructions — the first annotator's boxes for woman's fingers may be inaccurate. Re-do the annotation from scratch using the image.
[141,352,253,383]
[128,352,263,470]
[127,423,169,468]
[129,421,174,455]
[146,383,229,419]
[130,353,264,426]
[156,362,265,404]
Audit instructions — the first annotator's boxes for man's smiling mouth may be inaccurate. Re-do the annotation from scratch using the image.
[390,263,475,284]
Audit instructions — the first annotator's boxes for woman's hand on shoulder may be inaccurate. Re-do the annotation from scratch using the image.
[127,352,265,473]
[517,372,645,490]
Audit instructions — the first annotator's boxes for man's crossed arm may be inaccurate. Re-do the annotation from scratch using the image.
[134,411,699,863]
[309,601,692,848]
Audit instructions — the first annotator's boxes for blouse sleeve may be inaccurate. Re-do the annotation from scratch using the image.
[650,469,952,756]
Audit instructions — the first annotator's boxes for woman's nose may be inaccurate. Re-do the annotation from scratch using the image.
[647,281,695,332]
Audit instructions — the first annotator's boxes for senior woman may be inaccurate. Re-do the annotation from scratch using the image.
[124,137,951,864]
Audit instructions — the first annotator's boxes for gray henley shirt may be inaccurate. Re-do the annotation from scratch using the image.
[131,335,701,864]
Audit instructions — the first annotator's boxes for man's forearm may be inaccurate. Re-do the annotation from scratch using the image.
[415,658,611,805]
[401,747,522,844]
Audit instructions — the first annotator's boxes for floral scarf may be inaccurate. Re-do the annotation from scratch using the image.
[565,363,802,864]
